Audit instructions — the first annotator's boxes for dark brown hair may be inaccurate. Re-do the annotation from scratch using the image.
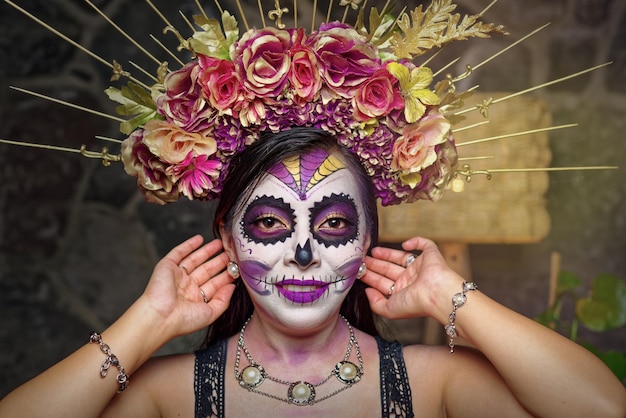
[201,127,379,348]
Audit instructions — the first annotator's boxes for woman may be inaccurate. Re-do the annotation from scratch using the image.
[0,128,623,417]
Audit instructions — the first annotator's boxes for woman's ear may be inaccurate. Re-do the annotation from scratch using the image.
[219,221,236,260]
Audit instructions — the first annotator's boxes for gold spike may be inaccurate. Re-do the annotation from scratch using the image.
[294,0,298,28]
[458,156,494,161]
[84,0,162,65]
[453,120,490,133]
[194,0,209,20]
[144,0,192,53]
[4,0,148,88]
[478,0,499,16]
[487,166,618,173]
[469,23,550,75]
[95,136,123,144]
[455,63,611,117]
[178,10,196,32]
[257,0,267,28]
[456,124,578,147]
[213,0,224,15]
[326,0,334,23]
[269,0,289,29]
[234,0,250,31]
[311,0,318,32]
[150,34,185,67]
[10,86,126,123]
[129,61,159,83]
[433,57,460,78]
[0,139,121,166]
[454,163,618,183]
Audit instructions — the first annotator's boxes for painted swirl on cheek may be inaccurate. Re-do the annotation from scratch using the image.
[239,260,273,295]
[241,195,295,245]
[310,193,359,247]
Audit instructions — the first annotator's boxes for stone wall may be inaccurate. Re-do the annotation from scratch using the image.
[1,0,624,396]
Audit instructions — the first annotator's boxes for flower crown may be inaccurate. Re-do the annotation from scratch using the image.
[112,0,505,206]
[3,0,612,207]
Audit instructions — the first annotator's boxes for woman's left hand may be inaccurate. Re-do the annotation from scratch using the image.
[360,236,463,321]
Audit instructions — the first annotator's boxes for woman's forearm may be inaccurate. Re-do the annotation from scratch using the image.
[0,298,168,418]
[438,286,626,418]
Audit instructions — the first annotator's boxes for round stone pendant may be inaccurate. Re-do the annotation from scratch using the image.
[287,381,316,405]
[334,361,362,385]
[239,365,266,389]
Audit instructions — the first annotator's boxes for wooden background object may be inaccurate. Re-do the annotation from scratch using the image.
[378,93,552,244]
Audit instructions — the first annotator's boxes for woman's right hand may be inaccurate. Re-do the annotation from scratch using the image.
[139,235,237,341]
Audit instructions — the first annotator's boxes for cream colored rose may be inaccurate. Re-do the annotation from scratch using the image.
[391,113,451,188]
[142,120,216,164]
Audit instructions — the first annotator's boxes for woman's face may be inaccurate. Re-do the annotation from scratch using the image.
[223,149,370,330]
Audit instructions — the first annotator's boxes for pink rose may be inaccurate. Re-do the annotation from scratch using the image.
[307,22,380,99]
[391,112,452,188]
[142,120,217,164]
[289,44,322,103]
[234,27,292,97]
[198,55,246,114]
[352,68,404,121]
[157,62,213,132]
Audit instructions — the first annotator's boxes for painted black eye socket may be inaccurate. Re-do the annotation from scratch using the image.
[310,193,359,248]
[241,195,295,245]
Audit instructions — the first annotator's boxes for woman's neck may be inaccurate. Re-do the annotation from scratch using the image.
[240,311,349,369]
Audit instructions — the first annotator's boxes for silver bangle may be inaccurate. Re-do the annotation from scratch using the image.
[444,282,478,354]
[89,332,129,392]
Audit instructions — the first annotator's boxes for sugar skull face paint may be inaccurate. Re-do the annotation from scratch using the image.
[226,149,370,325]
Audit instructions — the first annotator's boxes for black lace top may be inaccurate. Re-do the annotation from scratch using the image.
[194,336,413,418]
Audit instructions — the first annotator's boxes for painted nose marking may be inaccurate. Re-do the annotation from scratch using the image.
[295,239,313,267]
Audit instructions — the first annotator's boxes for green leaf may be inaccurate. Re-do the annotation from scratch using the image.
[556,270,582,295]
[576,273,626,331]
[189,11,238,59]
[105,82,158,135]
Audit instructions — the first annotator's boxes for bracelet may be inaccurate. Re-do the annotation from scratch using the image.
[89,332,129,392]
[444,282,478,354]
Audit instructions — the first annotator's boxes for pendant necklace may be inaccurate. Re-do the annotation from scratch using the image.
[234,315,363,406]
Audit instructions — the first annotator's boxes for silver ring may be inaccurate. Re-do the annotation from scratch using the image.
[200,289,209,304]
[179,264,190,275]
[387,283,395,298]
[405,254,416,267]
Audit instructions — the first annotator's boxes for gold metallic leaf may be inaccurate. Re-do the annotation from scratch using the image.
[390,0,506,59]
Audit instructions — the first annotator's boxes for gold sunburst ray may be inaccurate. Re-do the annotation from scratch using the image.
[454,63,611,117]
[10,86,126,123]
[84,0,162,66]
[452,120,490,133]
[4,0,148,89]
[193,0,209,20]
[95,136,123,144]
[257,0,267,28]
[0,139,121,166]
[458,156,494,161]
[178,10,197,33]
[234,0,250,31]
[456,124,578,147]
[129,61,159,84]
[150,34,185,67]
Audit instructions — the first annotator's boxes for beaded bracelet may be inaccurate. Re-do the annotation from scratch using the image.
[444,282,478,354]
[89,332,129,392]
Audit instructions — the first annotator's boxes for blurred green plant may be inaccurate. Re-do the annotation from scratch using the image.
[535,271,626,383]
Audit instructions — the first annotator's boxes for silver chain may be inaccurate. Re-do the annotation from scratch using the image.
[234,315,363,405]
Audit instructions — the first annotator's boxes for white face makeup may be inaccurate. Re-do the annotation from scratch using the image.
[227,149,369,328]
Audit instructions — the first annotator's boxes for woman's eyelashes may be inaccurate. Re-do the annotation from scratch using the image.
[241,193,359,248]
[311,194,359,247]
[242,196,295,244]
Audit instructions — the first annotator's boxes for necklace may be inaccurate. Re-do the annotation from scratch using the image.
[234,315,363,406]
